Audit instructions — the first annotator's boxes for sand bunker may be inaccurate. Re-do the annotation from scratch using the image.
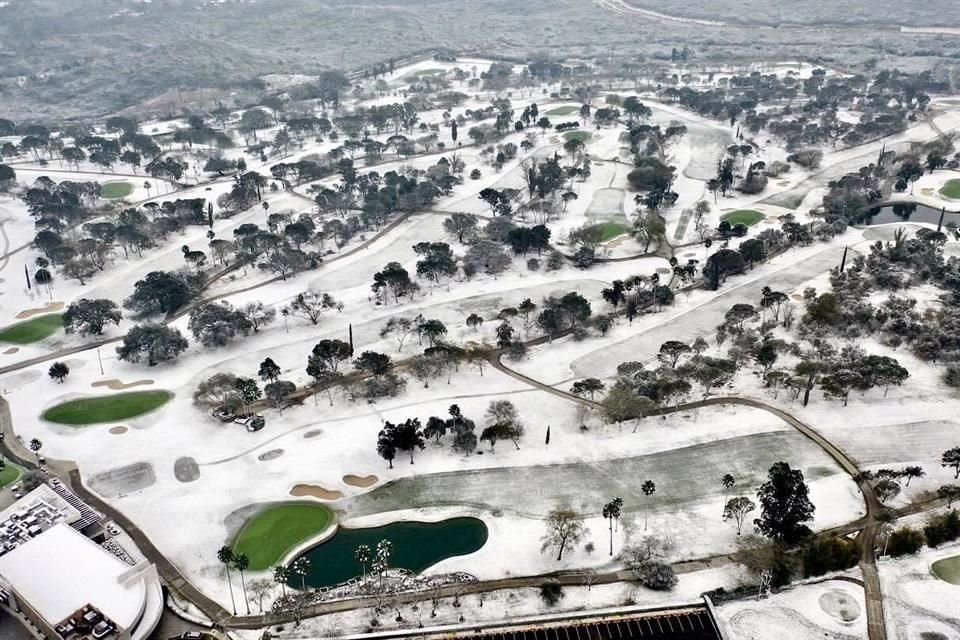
[343,474,378,488]
[258,449,284,461]
[15,302,64,319]
[290,484,343,500]
[303,429,323,439]
[2,347,19,355]
[91,378,154,390]
[108,426,128,435]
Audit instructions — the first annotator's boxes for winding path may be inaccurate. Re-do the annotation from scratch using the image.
[487,353,887,640]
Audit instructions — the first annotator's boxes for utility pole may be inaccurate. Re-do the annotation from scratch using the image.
[937,206,946,233]
[839,246,848,273]
[24,264,31,290]
[96,346,104,376]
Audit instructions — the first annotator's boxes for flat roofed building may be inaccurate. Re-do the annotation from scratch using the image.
[0,517,162,640]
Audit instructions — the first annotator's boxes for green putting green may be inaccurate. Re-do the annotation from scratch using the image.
[42,390,172,425]
[0,314,64,344]
[940,179,960,200]
[721,209,766,226]
[933,555,960,584]
[563,130,591,143]
[0,463,23,488]
[547,105,580,116]
[232,503,335,571]
[101,182,134,199]
[596,221,630,241]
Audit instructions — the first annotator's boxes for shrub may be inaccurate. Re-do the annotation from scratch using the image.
[355,373,406,399]
[944,365,960,388]
[738,174,768,195]
[887,526,925,557]
[469,168,482,179]
[634,560,678,591]
[787,149,823,169]
[924,510,960,548]
[21,471,46,492]
[546,251,564,271]
[771,557,793,587]
[526,258,540,271]
[539,582,564,606]
[765,161,791,177]
[802,536,861,577]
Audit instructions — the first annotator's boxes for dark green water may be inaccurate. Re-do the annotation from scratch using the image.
[289,517,488,588]
[863,203,960,226]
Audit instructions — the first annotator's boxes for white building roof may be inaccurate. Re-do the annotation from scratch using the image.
[0,523,146,631]
[0,484,81,526]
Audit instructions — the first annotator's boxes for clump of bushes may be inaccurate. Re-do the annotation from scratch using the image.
[539,582,564,606]
[634,560,678,591]
[924,510,960,548]
[803,535,861,577]
[887,526,925,557]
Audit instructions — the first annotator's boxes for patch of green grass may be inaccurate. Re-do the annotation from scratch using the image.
[101,182,134,199]
[721,209,766,226]
[0,314,64,344]
[42,390,172,425]
[546,105,580,116]
[0,463,23,488]
[595,222,630,241]
[940,179,960,200]
[563,130,591,143]
[933,556,960,584]
[232,503,335,570]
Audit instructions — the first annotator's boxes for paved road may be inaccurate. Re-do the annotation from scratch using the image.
[570,246,844,379]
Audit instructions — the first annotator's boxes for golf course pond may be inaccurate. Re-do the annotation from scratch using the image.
[289,517,488,588]
[861,203,960,226]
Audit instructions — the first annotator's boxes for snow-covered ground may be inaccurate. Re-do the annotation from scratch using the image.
[879,541,960,639]
[2,55,960,628]
[715,576,867,640]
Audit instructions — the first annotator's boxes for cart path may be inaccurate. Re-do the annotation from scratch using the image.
[489,355,887,640]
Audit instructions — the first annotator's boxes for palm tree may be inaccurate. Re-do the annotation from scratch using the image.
[291,557,311,591]
[217,546,237,614]
[721,473,736,517]
[355,544,372,583]
[144,181,152,199]
[28,439,42,466]
[272,565,289,598]
[233,553,250,614]
[602,497,623,556]
[374,539,393,592]
[641,480,656,531]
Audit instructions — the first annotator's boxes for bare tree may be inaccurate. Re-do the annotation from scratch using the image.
[723,497,756,535]
[541,509,587,561]
[247,578,274,613]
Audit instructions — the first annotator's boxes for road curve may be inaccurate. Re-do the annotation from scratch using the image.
[489,353,887,640]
